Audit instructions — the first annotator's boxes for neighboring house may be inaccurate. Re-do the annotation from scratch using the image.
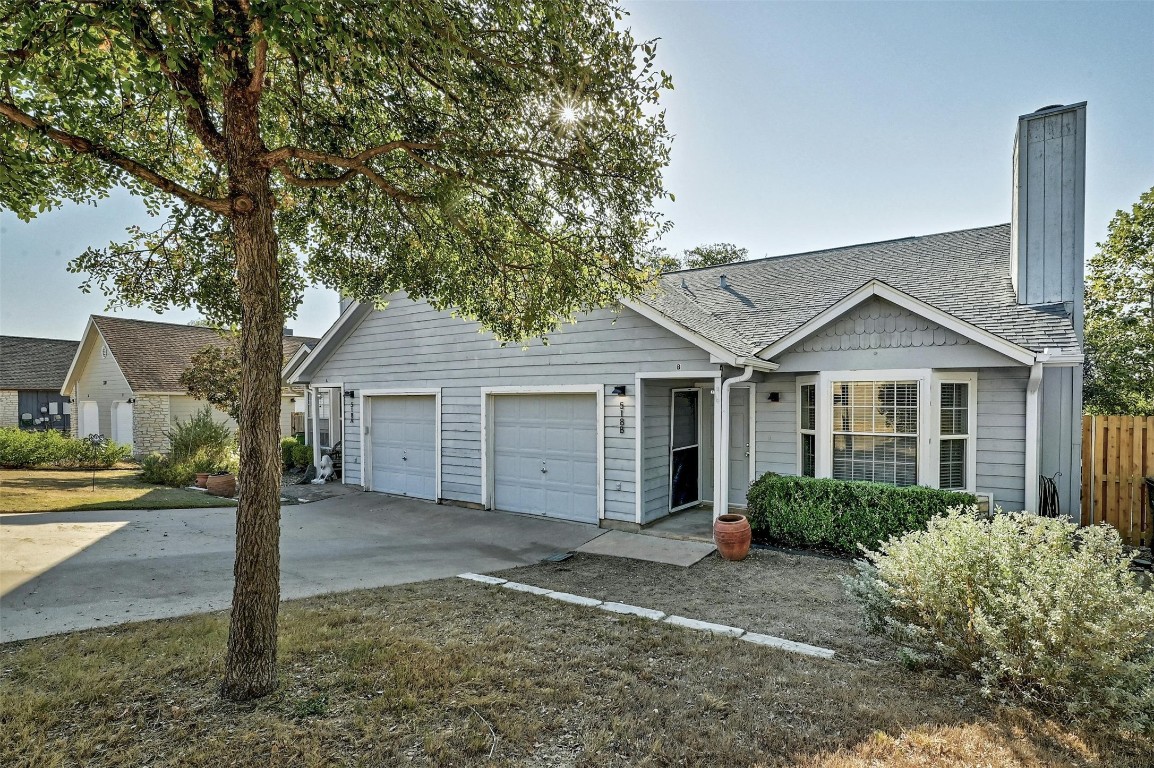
[287,102,1086,526]
[61,315,318,454]
[0,335,80,432]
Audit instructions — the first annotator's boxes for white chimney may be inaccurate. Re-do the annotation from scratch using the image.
[1010,102,1087,338]
[339,295,354,314]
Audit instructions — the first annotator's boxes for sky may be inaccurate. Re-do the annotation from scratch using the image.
[1,0,1151,341]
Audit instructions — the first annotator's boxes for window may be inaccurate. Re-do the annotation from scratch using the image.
[831,380,919,486]
[317,389,332,446]
[799,383,816,477]
[938,381,970,490]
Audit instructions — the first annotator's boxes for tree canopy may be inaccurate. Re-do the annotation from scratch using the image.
[1084,186,1154,415]
[2,0,672,339]
[647,242,748,273]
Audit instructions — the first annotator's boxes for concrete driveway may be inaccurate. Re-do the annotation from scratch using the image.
[0,492,604,643]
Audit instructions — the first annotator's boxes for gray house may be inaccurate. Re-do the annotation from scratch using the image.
[288,103,1086,528]
[0,336,79,432]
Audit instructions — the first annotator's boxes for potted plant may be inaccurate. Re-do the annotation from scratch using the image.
[206,471,236,498]
[190,452,219,488]
[714,513,752,561]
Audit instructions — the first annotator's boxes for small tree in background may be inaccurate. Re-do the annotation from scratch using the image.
[1084,186,1154,415]
[682,242,748,269]
[181,342,244,422]
[2,0,671,700]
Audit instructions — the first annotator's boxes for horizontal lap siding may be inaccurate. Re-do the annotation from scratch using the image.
[308,295,712,521]
[756,374,798,476]
[977,368,1028,510]
[73,332,133,437]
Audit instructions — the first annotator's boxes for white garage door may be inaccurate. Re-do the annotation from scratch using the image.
[369,396,437,500]
[492,394,598,523]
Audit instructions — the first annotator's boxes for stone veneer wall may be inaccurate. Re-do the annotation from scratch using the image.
[133,394,172,455]
[69,389,78,437]
[0,390,18,428]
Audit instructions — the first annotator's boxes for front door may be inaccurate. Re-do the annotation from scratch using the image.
[729,387,750,506]
[669,388,700,511]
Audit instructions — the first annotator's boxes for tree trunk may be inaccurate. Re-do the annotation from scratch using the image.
[219,84,284,702]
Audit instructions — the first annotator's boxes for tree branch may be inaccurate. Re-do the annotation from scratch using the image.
[259,141,439,168]
[0,100,233,216]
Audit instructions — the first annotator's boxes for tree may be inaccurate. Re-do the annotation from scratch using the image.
[1084,186,1154,415]
[1,1,670,700]
[682,242,747,269]
[182,342,243,421]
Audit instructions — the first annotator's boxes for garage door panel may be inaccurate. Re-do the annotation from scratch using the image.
[370,396,437,500]
[492,394,598,523]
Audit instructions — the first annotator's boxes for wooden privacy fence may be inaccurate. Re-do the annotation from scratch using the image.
[1081,415,1153,546]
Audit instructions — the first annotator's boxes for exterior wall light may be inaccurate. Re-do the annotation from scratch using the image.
[612,385,627,396]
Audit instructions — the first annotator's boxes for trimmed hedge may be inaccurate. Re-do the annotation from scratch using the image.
[746,473,976,553]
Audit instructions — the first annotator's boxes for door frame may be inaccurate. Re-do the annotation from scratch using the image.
[479,385,605,521]
[669,387,703,513]
[633,370,723,524]
[360,388,442,499]
[727,383,756,507]
[309,381,344,473]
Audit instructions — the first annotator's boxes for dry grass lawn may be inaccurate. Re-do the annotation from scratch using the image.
[1,549,1149,767]
[0,469,236,513]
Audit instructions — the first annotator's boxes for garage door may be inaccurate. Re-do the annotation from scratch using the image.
[368,396,437,500]
[491,394,598,523]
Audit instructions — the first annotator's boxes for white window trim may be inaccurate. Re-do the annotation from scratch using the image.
[796,375,818,476]
[360,388,442,499]
[931,371,979,493]
[479,385,606,521]
[807,369,934,486]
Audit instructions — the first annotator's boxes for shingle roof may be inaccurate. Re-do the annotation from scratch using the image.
[641,224,1080,359]
[89,316,319,392]
[0,336,80,390]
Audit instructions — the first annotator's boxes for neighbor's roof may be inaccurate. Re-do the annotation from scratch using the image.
[85,316,319,392]
[0,336,80,390]
[642,224,1080,359]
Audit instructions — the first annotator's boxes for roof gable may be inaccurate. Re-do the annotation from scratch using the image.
[63,316,322,394]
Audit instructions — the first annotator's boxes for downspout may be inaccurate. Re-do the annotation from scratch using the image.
[717,365,755,520]
[1023,360,1044,512]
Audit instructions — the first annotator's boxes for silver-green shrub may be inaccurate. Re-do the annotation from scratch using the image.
[846,507,1154,733]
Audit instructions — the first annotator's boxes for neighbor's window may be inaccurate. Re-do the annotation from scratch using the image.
[938,382,970,490]
[831,381,919,486]
[800,383,816,477]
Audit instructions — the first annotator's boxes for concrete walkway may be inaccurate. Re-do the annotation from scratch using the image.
[0,493,603,643]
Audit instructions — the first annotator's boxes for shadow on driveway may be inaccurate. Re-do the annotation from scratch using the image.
[0,491,604,643]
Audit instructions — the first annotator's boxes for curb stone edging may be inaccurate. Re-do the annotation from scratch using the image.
[456,574,836,660]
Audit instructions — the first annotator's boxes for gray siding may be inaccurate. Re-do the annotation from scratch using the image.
[755,373,798,477]
[308,294,713,521]
[976,367,1028,510]
[73,330,133,437]
[641,380,674,523]
[1040,365,1083,519]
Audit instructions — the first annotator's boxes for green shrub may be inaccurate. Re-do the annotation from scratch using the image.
[846,509,1154,732]
[0,427,130,469]
[139,453,196,487]
[281,437,299,469]
[291,442,312,470]
[166,406,233,463]
[745,473,975,553]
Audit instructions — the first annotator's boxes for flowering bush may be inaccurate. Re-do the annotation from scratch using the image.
[846,508,1154,733]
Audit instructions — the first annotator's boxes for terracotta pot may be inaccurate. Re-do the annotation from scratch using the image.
[195,472,209,488]
[206,473,236,498]
[714,513,752,561]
